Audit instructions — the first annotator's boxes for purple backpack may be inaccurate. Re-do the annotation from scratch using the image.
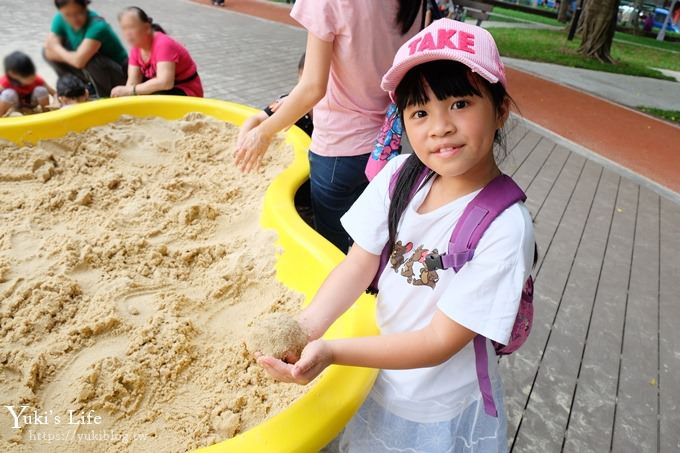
[370,165,534,417]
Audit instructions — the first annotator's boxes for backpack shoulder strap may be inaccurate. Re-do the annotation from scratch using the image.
[439,174,526,272]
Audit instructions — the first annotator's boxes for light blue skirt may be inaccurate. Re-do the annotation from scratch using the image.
[326,376,509,453]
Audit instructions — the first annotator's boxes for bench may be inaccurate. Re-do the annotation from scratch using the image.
[450,0,494,26]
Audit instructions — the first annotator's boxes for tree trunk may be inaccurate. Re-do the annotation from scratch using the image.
[576,0,591,36]
[557,0,570,22]
[578,0,620,63]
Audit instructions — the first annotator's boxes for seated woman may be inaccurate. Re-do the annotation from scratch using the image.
[111,7,203,98]
[44,0,128,98]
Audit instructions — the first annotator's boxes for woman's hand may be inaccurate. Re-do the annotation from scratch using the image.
[257,339,334,385]
[110,85,132,97]
[233,125,274,173]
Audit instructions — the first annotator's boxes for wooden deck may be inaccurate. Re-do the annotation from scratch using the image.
[498,123,680,453]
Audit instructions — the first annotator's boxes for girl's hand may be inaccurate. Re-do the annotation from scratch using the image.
[233,125,273,173]
[257,339,333,385]
[110,85,131,98]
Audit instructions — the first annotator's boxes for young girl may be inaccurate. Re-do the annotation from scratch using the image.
[234,0,426,253]
[258,19,535,452]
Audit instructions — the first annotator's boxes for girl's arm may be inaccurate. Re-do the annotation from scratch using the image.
[234,32,332,173]
[297,244,380,341]
[259,309,477,384]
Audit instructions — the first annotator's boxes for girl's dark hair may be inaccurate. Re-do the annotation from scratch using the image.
[298,52,306,72]
[3,51,36,77]
[57,74,87,98]
[387,60,513,255]
[120,6,166,34]
[55,0,90,8]
[396,0,427,34]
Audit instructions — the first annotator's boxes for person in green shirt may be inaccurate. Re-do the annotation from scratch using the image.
[44,0,128,98]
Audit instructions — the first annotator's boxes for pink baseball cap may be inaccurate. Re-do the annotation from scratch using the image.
[381,19,506,99]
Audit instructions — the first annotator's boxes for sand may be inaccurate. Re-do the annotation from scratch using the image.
[0,114,308,452]
[246,312,309,362]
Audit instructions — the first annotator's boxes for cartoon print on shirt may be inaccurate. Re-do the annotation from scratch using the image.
[389,242,440,289]
[413,248,440,289]
[390,240,413,271]
[401,246,426,284]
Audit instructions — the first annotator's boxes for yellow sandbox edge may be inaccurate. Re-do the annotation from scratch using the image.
[0,97,379,452]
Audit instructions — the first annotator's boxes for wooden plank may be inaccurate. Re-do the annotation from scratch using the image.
[505,121,529,153]
[522,144,569,220]
[499,130,541,176]
[659,197,680,452]
[510,138,554,188]
[532,151,587,271]
[611,187,660,451]
[562,176,638,452]
[512,160,605,452]
[501,149,585,442]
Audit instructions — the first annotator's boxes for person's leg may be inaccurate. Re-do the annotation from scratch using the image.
[82,54,127,98]
[308,151,370,253]
[0,89,19,116]
[30,86,50,108]
[294,179,314,227]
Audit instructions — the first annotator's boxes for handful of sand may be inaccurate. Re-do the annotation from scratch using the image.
[246,312,309,362]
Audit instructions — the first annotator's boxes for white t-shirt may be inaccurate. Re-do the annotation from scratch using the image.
[340,155,535,423]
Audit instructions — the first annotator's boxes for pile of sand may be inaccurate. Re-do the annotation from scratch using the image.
[0,114,308,452]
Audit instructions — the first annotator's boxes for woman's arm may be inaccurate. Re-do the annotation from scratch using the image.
[259,309,477,384]
[44,33,65,61]
[50,38,101,69]
[131,61,175,94]
[125,65,143,87]
[234,32,333,172]
[111,62,174,97]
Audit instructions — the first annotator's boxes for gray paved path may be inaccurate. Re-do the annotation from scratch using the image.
[502,56,680,111]
[2,1,679,451]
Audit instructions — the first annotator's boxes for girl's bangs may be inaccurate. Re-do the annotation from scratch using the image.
[395,60,483,112]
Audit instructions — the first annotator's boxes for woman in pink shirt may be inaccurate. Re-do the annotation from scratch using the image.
[111,7,203,98]
[235,1,424,253]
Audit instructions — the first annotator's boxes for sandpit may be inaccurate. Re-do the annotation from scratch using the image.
[0,114,308,452]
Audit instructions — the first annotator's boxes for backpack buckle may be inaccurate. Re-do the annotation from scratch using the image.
[424,253,444,271]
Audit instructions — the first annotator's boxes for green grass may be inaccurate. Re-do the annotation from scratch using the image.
[613,31,680,52]
[637,107,680,125]
[492,6,563,27]
[489,28,679,80]
[492,6,680,53]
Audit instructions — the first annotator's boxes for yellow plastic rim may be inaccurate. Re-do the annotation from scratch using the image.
[0,97,378,452]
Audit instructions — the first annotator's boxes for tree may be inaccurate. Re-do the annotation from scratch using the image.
[578,0,620,63]
[557,0,571,23]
